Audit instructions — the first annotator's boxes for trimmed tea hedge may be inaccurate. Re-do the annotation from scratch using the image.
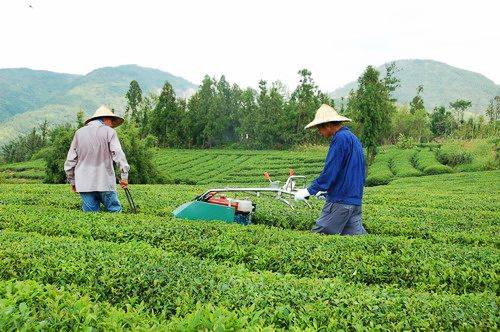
[414,148,453,175]
[0,279,171,331]
[0,231,497,330]
[0,205,497,294]
[365,151,394,186]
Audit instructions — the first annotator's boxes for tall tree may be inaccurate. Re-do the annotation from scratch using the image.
[236,87,258,148]
[137,92,157,139]
[348,66,395,164]
[76,110,85,129]
[291,69,315,139]
[39,120,50,144]
[290,69,332,144]
[409,85,425,114]
[125,80,143,122]
[449,99,472,123]
[430,106,456,137]
[198,76,220,147]
[485,96,499,124]
[382,62,400,103]
[186,75,216,147]
[267,81,292,148]
[390,105,431,143]
[213,76,238,145]
[150,82,181,146]
[245,80,290,148]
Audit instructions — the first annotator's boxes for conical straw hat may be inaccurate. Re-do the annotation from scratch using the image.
[304,104,351,129]
[85,105,124,126]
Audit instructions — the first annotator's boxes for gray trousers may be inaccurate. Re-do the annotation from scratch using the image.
[312,202,367,235]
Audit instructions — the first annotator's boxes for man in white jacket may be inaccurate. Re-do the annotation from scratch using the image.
[64,106,130,212]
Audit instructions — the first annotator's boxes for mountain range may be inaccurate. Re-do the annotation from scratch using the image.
[0,65,197,143]
[0,60,499,144]
[331,59,499,114]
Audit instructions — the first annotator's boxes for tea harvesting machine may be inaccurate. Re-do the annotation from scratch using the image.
[173,170,324,225]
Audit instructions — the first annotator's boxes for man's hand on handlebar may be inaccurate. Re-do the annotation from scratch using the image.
[294,188,310,201]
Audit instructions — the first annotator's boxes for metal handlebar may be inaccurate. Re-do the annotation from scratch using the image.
[124,187,138,213]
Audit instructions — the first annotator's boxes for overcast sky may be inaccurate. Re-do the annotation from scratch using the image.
[1,0,499,91]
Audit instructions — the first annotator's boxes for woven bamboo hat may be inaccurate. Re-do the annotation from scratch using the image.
[85,105,124,126]
[304,104,351,129]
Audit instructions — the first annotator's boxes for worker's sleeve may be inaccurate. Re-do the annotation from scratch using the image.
[308,136,347,195]
[109,130,130,180]
[63,135,78,185]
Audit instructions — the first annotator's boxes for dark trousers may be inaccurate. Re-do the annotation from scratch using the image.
[312,202,367,235]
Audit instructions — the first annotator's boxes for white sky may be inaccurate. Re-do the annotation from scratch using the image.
[1,0,499,91]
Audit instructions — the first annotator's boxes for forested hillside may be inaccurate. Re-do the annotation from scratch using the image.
[0,65,196,143]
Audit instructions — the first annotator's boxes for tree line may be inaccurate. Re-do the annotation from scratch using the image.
[125,69,332,149]
[123,64,498,160]
[1,65,499,183]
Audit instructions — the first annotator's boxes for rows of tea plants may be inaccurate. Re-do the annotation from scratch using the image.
[437,138,499,171]
[1,278,276,331]
[372,138,500,185]
[0,169,498,329]
[0,204,497,294]
[413,148,454,175]
[366,146,455,186]
[0,231,497,330]
[0,170,497,246]
[0,159,44,183]
[2,140,497,186]
[153,148,326,185]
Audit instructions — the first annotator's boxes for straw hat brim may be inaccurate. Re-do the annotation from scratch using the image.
[305,116,351,129]
[84,115,124,126]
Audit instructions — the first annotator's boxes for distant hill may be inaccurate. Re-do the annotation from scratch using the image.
[331,59,500,115]
[0,65,197,144]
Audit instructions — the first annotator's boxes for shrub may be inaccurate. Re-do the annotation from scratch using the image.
[43,124,75,184]
[437,143,473,167]
[395,133,418,149]
[0,279,170,330]
[117,122,165,184]
[365,150,394,186]
[0,231,497,330]
[453,138,500,172]
[413,148,453,175]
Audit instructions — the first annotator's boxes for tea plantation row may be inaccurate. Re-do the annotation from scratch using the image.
[2,139,497,185]
[0,231,497,330]
[366,138,498,186]
[1,171,497,246]
[0,170,498,329]
[0,205,496,294]
[1,278,284,330]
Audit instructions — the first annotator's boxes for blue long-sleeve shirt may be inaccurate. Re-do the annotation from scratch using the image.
[308,127,365,206]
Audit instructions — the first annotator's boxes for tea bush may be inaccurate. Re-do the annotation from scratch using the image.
[0,164,498,329]
[0,231,497,330]
[365,151,394,186]
[388,148,421,178]
[0,205,497,294]
[437,141,474,167]
[413,148,453,175]
[0,279,171,331]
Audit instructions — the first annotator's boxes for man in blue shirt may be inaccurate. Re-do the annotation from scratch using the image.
[294,104,367,235]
